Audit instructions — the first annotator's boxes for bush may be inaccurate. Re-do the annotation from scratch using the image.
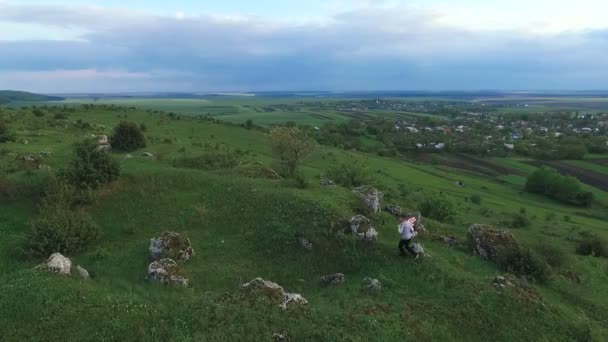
[535,243,568,268]
[32,108,45,117]
[53,112,68,120]
[60,139,120,189]
[496,246,551,283]
[110,121,146,152]
[507,213,531,228]
[419,192,456,222]
[26,206,101,257]
[576,236,607,257]
[325,158,371,188]
[525,167,593,207]
[470,194,482,205]
[0,121,15,143]
[175,151,239,170]
[290,172,310,189]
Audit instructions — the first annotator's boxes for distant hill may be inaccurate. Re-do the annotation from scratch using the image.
[0,90,63,104]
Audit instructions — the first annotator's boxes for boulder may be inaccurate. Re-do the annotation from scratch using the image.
[272,332,289,341]
[297,237,313,252]
[353,186,383,213]
[492,275,515,289]
[96,144,112,153]
[124,154,133,159]
[319,273,345,287]
[468,224,517,260]
[44,253,71,275]
[363,227,378,242]
[96,135,108,145]
[411,243,425,256]
[385,205,402,216]
[142,152,155,158]
[149,231,194,262]
[241,278,308,310]
[320,178,336,186]
[362,277,382,291]
[349,214,370,234]
[147,258,188,287]
[76,265,90,280]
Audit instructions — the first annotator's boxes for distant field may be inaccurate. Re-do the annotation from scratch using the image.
[479,96,608,112]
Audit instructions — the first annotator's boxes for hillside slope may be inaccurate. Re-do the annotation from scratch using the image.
[0,104,607,341]
[0,90,63,104]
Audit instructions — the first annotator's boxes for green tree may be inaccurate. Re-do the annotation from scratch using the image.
[110,121,146,152]
[270,126,318,176]
[60,139,120,189]
[0,121,15,143]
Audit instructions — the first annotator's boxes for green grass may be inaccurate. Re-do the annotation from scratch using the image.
[1,104,608,341]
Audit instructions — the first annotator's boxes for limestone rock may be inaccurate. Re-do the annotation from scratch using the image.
[363,227,378,242]
[362,277,382,291]
[76,265,90,280]
[468,224,517,260]
[411,243,425,256]
[149,231,194,262]
[349,214,370,234]
[385,205,402,216]
[320,273,345,287]
[44,253,71,275]
[297,237,313,252]
[96,144,112,153]
[492,275,514,289]
[147,258,188,287]
[142,152,155,158]
[124,154,133,159]
[241,277,308,310]
[353,186,383,213]
[320,178,335,186]
[272,332,289,341]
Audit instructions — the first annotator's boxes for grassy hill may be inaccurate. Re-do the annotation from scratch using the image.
[0,104,607,341]
[0,90,63,105]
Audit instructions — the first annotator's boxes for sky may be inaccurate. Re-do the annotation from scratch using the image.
[0,0,607,93]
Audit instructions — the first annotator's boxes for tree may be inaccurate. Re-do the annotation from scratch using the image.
[0,121,15,143]
[60,139,120,189]
[270,126,318,176]
[244,119,254,130]
[110,121,146,152]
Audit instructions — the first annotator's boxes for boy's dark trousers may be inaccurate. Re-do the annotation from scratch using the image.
[399,238,415,256]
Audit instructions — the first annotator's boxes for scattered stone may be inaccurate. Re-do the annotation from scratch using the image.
[76,265,90,280]
[320,178,336,186]
[363,227,378,242]
[38,164,51,170]
[96,135,108,145]
[362,277,382,291]
[41,253,72,275]
[96,143,112,153]
[296,237,313,252]
[241,278,308,310]
[430,234,458,247]
[320,273,345,287]
[353,186,383,213]
[124,154,133,159]
[411,243,425,257]
[349,214,370,234]
[492,275,514,289]
[149,231,194,262]
[147,258,188,287]
[142,152,155,158]
[385,204,402,216]
[468,224,517,260]
[272,332,289,341]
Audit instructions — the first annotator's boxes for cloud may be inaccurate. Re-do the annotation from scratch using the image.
[0,2,607,92]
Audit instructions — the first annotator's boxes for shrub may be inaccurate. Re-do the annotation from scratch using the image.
[110,121,146,152]
[26,206,101,257]
[525,167,593,207]
[470,194,482,205]
[576,236,607,257]
[535,243,568,268]
[270,126,317,176]
[175,151,239,170]
[53,112,68,120]
[0,121,15,143]
[32,108,45,117]
[419,192,456,222]
[291,172,310,189]
[139,122,147,132]
[508,213,531,228]
[325,158,371,188]
[60,139,120,189]
[496,246,551,283]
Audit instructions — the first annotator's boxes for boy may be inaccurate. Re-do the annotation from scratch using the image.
[398,214,417,257]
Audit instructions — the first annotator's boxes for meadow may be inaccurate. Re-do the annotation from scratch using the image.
[1,101,607,341]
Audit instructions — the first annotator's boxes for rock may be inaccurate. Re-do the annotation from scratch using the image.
[142,152,155,158]
[96,144,112,153]
[147,258,188,287]
[320,178,335,186]
[124,154,133,159]
[149,231,194,262]
[349,214,370,234]
[297,237,313,251]
[38,164,51,170]
[363,227,378,242]
[492,275,514,289]
[353,186,383,213]
[242,278,308,310]
[272,332,289,341]
[411,243,425,256]
[76,265,90,279]
[362,277,382,291]
[96,135,108,145]
[320,273,345,287]
[385,205,402,216]
[43,253,71,274]
[430,234,457,247]
[468,224,517,260]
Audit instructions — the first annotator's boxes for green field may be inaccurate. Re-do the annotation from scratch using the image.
[1,103,608,341]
